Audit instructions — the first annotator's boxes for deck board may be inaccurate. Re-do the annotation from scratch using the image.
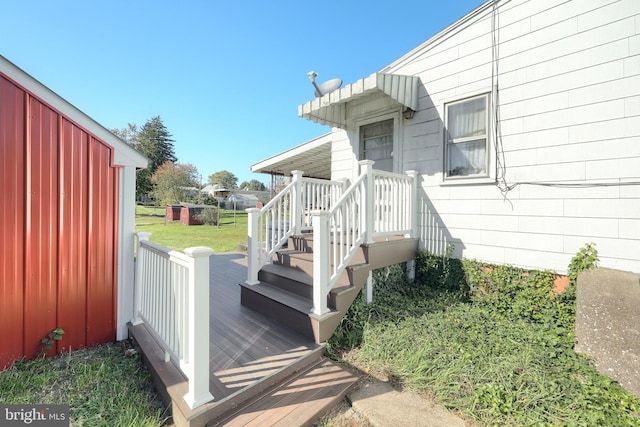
[208,253,321,400]
[219,359,360,427]
[131,251,359,426]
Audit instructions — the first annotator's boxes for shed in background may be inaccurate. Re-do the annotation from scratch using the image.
[180,204,206,225]
[166,204,181,221]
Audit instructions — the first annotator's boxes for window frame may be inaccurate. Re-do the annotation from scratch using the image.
[353,110,401,176]
[442,92,493,183]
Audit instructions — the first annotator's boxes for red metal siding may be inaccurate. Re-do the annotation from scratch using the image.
[0,74,121,368]
[86,140,117,345]
[0,77,26,368]
[57,119,89,352]
[24,98,60,359]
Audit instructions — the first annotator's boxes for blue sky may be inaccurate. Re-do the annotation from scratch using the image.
[2,0,482,186]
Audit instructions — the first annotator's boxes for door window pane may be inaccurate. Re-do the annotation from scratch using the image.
[360,119,393,172]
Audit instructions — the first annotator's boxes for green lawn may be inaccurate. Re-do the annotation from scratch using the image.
[135,205,248,253]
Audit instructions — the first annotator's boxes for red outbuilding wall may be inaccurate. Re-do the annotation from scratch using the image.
[0,73,120,369]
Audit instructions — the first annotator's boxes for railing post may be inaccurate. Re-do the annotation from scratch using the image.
[359,160,375,244]
[246,207,260,285]
[132,231,152,325]
[183,246,215,409]
[365,271,373,304]
[312,210,330,315]
[291,170,304,233]
[405,170,418,238]
[406,170,418,281]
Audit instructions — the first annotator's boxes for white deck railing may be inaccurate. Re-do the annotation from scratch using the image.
[133,232,214,409]
[246,171,346,284]
[311,161,417,314]
[245,161,417,315]
[371,168,417,238]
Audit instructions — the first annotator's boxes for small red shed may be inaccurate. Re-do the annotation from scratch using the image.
[0,56,148,369]
[180,204,206,225]
[166,204,181,221]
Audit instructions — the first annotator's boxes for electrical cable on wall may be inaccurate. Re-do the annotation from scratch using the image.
[491,0,510,197]
[489,0,640,195]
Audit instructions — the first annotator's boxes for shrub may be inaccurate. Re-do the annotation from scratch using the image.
[194,206,218,225]
[414,246,468,295]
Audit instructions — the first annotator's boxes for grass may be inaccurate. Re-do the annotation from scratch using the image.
[327,249,640,426]
[135,204,248,252]
[0,341,168,426]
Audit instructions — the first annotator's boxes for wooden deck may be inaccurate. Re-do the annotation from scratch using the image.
[129,252,360,427]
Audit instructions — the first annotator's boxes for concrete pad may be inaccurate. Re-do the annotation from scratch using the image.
[348,378,466,427]
[575,268,640,397]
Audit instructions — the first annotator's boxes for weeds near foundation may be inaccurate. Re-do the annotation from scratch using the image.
[330,244,640,426]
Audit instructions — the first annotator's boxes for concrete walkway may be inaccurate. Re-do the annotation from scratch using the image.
[338,376,467,427]
[575,267,640,397]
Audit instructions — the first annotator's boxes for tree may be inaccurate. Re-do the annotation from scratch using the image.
[273,175,289,193]
[239,179,267,191]
[150,162,200,206]
[111,123,139,148]
[208,170,238,189]
[134,116,177,199]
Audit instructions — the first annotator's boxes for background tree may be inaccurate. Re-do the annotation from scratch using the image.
[208,170,238,189]
[150,162,199,206]
[239,179,267,191]
[134,116,177,199]
[111,123,139,148]
[273,175,289,193]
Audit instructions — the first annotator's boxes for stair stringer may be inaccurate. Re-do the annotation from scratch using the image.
[241,235,420,345]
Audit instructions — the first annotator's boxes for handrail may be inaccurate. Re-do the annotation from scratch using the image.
[133,232,214,409]
[311,171,368,315]
[371,169,417,238]
[247,161,417,315]
[246,178,296,284]
[311,161,418,315]
[246,171,345,284]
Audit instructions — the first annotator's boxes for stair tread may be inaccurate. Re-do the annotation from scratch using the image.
[277,250,368,267]
[241,281,314,314]
[261,263,312,286]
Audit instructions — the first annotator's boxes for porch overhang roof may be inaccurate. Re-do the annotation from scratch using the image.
[250,133,332,180]
[298,73,419,129]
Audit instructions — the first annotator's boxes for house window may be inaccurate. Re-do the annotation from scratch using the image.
[360,119,393,172]
[444,94,489,178]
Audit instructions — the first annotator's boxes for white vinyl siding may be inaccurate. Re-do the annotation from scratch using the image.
[326,0,640,274]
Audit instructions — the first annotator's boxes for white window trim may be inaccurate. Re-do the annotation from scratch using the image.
[440,91,496,186]
[352,110,402,177]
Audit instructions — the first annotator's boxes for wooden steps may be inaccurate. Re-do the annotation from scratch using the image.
[240,233,418,344]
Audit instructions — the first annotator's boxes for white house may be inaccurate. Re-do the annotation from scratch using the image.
[257,0,640,274]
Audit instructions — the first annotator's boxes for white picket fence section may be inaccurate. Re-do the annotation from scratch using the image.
[246,160,418,316]
[133,231,214,409]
